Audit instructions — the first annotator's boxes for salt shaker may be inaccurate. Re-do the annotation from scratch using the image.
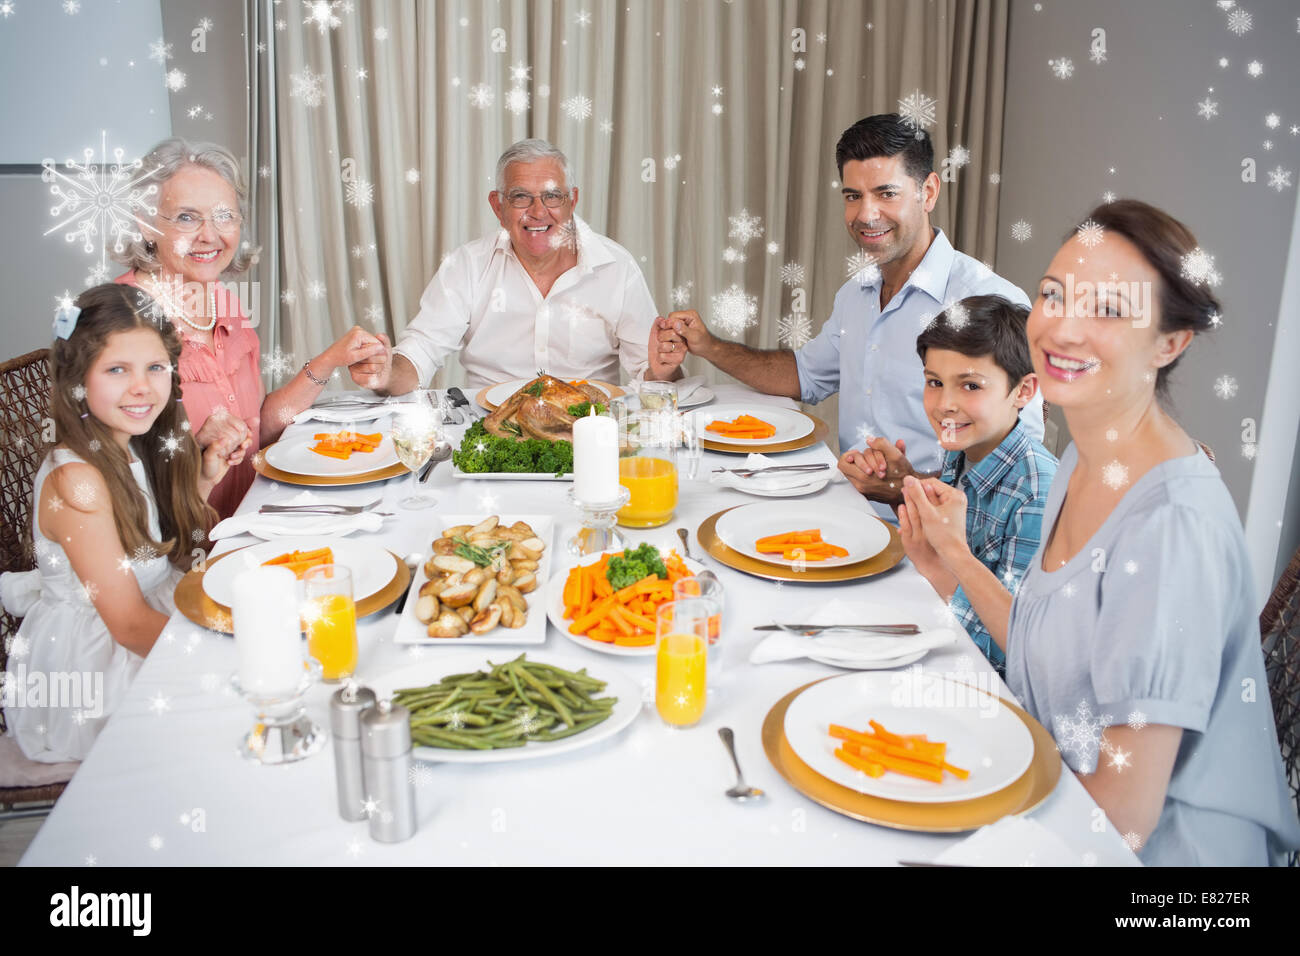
[360,700,418,842]
[329,685,377,821]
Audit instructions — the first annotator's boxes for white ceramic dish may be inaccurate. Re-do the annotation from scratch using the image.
[370,651,642,764]
[451,465,572,482]
[715,502,891,568]
[391,514,553,646]
[201,537,397,608]
[545,549,709,657]
[263,432,401,478]
[696,404,814,446]
[783,671,1035,803]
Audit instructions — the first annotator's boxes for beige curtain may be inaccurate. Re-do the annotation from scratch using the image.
[260,0,1010,449]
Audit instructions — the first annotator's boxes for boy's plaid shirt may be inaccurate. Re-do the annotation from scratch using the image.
[938,422,1058,669]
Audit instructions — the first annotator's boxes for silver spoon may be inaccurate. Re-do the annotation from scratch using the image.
[718,727,765,801]
[676,527,693,559]
[420,441,453,482]
[392,552,424,615]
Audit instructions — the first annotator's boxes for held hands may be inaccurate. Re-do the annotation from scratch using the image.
[344,329,393,390]
[900,475,970,564]
[651,310,714,377]
[196,407,253,487]
[837,437,916,503]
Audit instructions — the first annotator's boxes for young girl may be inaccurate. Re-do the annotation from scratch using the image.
[1,284,249,763]
[1006,200,1300,865]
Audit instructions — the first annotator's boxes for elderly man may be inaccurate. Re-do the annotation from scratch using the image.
[654,114,1043,512]
[353,139,676,394]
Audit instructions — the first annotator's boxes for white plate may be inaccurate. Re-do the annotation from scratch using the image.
[729,477,830,498]
[201,537,397,608]
[806,645,928,671]
[677,386,715,409]
[451,465,572,482]
[392,514,553,646]
[545,548,709,657]
[783,671,1035,803]
[370,651,642,764]
[715,502,890,568]
[697,404,814,446]
[263,431,401,478]
[484,379,614,409]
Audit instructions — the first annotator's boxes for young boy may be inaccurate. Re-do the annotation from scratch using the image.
[846,294,1057,670]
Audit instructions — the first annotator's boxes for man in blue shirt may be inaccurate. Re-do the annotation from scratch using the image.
[652,114,1044,512]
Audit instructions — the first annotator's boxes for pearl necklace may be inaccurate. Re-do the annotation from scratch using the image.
[143,272,218,332]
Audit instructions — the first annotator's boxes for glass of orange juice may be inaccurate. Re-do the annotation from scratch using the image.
[655,598,710,728]
[617,407,678,528]
[302,564,358,682]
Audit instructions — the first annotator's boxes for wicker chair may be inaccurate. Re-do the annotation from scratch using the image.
[0,348,74,817]
[1261,545,1300,865]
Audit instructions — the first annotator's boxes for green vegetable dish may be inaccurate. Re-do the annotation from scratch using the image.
[604,543,668,590]
[394,655,617,750]
[452,420,574,476]
[566,401,607,417]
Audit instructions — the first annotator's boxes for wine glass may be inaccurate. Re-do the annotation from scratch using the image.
[390,390,444,509]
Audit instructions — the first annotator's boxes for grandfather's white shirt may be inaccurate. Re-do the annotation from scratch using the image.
[394,215,658,390]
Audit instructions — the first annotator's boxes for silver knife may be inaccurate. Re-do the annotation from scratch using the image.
[754,623,921,635]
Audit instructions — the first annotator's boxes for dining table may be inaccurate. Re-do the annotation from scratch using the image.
[19,384,1138,866]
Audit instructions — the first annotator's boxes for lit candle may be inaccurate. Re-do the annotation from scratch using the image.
[231,566,305,697]
[573,407,619,504]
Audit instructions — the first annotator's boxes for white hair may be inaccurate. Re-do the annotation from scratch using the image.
[111,137,260,275]
[494,139,576,195]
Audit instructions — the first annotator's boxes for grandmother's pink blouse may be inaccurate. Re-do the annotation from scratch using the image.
[115,271,262,520]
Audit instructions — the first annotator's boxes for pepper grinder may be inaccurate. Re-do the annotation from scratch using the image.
[329,684,377,822]
[360,700,418,842]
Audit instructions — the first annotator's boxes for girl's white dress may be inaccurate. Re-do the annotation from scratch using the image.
[2,448,182,763]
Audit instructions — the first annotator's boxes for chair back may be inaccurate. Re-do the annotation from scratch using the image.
[1261,545,1300,865]
[0,349,51,729]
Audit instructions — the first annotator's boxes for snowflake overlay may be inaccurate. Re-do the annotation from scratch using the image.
[1011,220,1032,242]
[778,313,812,349]
[1054,699,1113,767]
[779,262,805,287]
[710,284,758,337]
[897,89,937,132]
[846,250,880,286]
[290,70,326,108]
[561,94,593,121]
[727,208,763,246]
[345,178,374,209]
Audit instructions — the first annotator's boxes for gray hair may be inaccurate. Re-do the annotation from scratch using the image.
[111,137,260,275]
[494,139,576,196]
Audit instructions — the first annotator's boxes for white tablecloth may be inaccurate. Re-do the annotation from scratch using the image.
[20,386,1137,866]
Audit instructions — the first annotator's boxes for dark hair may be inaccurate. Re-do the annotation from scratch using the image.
[916,294,1034,391]
[48,283,214,566]
[835,113,934,184]
[1068,199,1221,396]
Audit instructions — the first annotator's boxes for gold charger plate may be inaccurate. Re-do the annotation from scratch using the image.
[697,506,904,582]
[475,378,626,412]
[174,546,411,634]
[251,447,409,486]
[701,413,829,454]
[762,677,1061,832]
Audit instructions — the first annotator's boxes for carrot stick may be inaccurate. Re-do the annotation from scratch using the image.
[833,747,886,777]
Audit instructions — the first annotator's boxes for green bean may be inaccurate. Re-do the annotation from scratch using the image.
[529,711,612,741]
[512,664,575,728]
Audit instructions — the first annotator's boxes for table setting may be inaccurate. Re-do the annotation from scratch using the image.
[18,379,1138,867]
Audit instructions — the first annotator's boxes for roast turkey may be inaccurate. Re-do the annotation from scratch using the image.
[482,374,608,443]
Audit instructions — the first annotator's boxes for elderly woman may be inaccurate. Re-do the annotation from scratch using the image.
[947,199,1298,864]
[113,138,385,518]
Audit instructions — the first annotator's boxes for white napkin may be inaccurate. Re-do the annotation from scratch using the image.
[749,627,958,665]
[674,375,706,402]
[209,490,384,540]
[291,403,393,426]
[709,452,841,493]
[930,816,1082,867]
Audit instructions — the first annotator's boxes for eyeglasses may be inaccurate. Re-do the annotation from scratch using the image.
[504,189,570,209]
[158,209,243,234]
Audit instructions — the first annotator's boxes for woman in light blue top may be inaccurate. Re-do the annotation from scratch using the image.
[1005,200,1300,865]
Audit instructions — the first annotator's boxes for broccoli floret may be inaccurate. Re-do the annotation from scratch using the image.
[567,401,608,417]
[605,544,668,589]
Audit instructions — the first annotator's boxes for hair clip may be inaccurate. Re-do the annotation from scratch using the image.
[53,302,82,340]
